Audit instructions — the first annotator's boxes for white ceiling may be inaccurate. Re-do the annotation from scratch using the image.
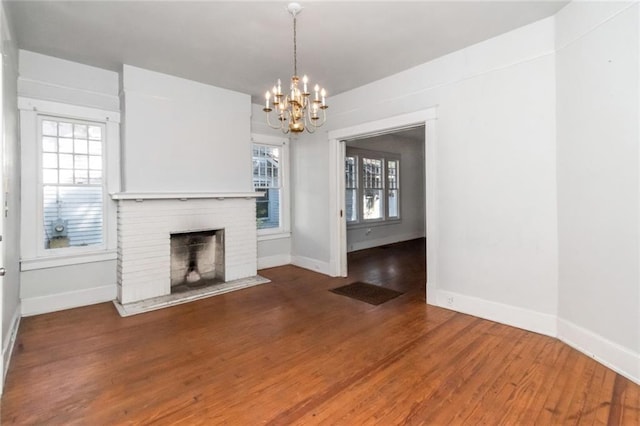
[6,1,568,103]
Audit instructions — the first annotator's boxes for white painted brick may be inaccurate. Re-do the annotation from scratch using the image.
[116,198,257,304]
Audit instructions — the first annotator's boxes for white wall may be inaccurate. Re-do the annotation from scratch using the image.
[1,2,21,391]
[346,134,425,252]
[18,51,120,315]
[121,65,252,192]
[295,17,559,330]
[18,51,119,111]
[556,1,640,382]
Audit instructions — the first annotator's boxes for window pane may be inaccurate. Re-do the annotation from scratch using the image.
[345,156,357,188]
[88,140,102,155]
[59,169,74,184]
[74,124,88,138]
[346,188,358,222]
[256,188,280,230]
[89,170,102,184]
[43,185,103,249]
[43,137,58,152]
[74,155,88,170]
[42,120,58,136]
[59,138,73,153]
[88,126,102,140]
[363,189,383,220]
[89,155,102,170]
[74,139,88,154]
[59,122,73,137]
[42,153,57,168]
[253,145,280,188]
[387,160,398,189]
[74,169,88,184]
[59,154,73,169]
[388,189,399,218]
[363,158,383,189]
[43,169,58,184]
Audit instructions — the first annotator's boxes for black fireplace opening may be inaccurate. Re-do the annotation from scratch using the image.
[170,229,225,292]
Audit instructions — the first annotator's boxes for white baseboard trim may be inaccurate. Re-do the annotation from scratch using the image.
[258,254,292,270]
[347,232,425,253]
[431,289,557,337]
[291,255,332,276]
[1,305,21,395]
[426,281,438,305]
[558,318,640,385]
[21,285,117,317]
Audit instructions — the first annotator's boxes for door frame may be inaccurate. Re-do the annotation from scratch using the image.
[327,107,438,303]
[0,28,5,395]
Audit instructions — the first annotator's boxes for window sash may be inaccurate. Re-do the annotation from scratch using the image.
[38,116,107,252]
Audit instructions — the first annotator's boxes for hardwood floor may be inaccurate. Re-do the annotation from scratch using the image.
[2,239,639,424]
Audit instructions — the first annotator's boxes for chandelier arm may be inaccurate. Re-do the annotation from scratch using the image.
[265,110,284,130]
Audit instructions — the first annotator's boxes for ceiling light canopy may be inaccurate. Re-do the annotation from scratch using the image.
[263,2,328,134]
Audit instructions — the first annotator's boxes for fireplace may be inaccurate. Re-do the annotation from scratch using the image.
[111,192,264,306]
[170,229,225,291]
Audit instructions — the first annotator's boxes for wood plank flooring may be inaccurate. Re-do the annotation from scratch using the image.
[2,239,639,424]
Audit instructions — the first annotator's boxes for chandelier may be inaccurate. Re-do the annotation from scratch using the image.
[263,2,328,134]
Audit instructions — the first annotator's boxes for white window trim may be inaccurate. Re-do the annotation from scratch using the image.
[346,147,401,227]
[251,133,290,240]
[19,97,120,270]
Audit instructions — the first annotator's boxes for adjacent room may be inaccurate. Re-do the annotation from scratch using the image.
[0,0,639,423]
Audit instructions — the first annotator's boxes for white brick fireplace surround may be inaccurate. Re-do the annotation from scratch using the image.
[111,192,261,304]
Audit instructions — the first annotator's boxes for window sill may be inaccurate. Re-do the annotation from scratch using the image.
[347,219,402,230]
[21,250,118,271]
[257,231,292,242]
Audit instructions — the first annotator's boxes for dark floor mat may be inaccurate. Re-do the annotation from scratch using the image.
[330,281,403,305]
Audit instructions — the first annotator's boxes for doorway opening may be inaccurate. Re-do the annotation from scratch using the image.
[343,126,425,259]
[327,108,438,303]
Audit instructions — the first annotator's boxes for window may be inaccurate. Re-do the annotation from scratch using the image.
[363,158,383,220]
[19,97,119,270]
[40,116,105,250]
[387,159,399,219]
[252,135,289,236]
[345,156,358,222]
[345,149,400,225]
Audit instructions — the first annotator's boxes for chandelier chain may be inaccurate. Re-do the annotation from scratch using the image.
[293,15,297,77]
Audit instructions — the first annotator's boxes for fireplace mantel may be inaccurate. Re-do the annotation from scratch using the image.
[110,192,262,201]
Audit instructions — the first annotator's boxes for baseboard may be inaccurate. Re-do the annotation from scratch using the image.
[291,255,332,275]
[558,318,640,385]
[258,254,291,270]
[426,281,438,305]
[431,289,557,337]
[21,285,117,317]
[1,304,21,395]
[347,232,425,253]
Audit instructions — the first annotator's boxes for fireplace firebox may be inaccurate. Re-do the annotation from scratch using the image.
[170,229,225,292]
